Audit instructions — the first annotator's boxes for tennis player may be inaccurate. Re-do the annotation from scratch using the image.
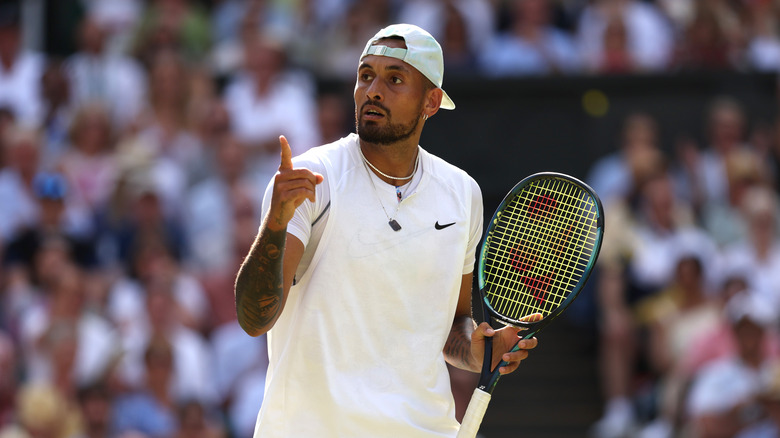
[235,23,539,437]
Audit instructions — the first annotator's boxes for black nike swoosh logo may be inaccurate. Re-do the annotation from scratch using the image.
[435,221,456,230]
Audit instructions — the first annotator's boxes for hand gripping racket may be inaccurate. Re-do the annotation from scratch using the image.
[456,172,604,438]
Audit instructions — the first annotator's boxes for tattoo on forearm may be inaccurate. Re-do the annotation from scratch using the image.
[234,225,287,336]
[445,316,477,372]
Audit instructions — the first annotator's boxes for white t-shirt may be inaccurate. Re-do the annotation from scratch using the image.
[256,133,483,437]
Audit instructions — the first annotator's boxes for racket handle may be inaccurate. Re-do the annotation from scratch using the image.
[456,388,492,438]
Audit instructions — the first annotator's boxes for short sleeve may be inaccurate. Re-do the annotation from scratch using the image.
[463,177,484,275]
[260,157,329,248]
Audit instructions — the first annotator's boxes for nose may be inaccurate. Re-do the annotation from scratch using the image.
[365,77,383,102]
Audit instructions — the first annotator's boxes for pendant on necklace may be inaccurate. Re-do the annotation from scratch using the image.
[388,219,402,232]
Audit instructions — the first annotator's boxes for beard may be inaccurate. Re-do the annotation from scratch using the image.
[355,100,422,145]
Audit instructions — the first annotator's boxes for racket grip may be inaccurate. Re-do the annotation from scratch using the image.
[456,388,492,438]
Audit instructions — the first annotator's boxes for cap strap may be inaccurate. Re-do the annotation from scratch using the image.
[365,45,407,61]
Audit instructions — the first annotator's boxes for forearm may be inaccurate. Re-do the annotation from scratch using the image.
[234,221,287,337]
[444,314,479,372]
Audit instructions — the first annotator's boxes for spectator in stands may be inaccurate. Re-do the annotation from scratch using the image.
[133,49,204,185]
[677,96,753,213]
[223,32,320,184]
[1,383,81,438]
[210,0,299,77]
[592,169,714,438]
[437,3,480,76]
[479,0,580,76]
[209,319,267,437]
[587,112,664,205]
[65,15,147,131]
[745,358,780,436]
[672,3,735,71]
[16,263,119,391]
[596,14,636,74]
[39,60,74,170]
[131,0,211,68]
[398,0,493,73]
[115,268,216,406]
[3,172,97,272]
[719,185,780,307]
[316,88,352,146]
[685,291,780,438]
[312,1,390,80]
[75,382,115,438]
[676,273,780,386]
[0,3,43,128]
[744,0,780,71]
[1,233,69,344]
[189,97,230,163]
[700,148,772,247]
[634,251,722,437]
[174,400,225,438]
[113,335,178,437]
[133,235,208,332]
[205,192,267,436]
[101,173,186,269]
[577,0,674,73]
[185,133,261,275]
[0,125,42,243]
[83,0,143,56]
[58,102,119,213]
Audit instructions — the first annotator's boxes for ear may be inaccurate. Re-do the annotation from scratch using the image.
[423,87,443,119]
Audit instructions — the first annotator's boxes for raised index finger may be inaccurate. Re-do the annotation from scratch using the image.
[279,135,293,171]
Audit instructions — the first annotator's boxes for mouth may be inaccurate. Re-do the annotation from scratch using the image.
[361,105,386,121]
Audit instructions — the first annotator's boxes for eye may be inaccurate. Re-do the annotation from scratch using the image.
[391,76,403,84]
[360,72,373,82]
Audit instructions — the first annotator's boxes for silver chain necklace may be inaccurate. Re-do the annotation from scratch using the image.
[359,147,420,231]
[358,145,419,181]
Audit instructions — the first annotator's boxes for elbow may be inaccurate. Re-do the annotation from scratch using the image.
[234,287,282,337]
[243,327,267,338]
[237,318,268,338]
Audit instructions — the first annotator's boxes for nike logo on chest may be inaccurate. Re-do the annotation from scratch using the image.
[435,221,456,230]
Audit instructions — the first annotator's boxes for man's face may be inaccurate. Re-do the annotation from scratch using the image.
[354,38,428,145]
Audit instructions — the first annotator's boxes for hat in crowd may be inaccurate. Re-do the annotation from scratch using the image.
[361,23,455,110]
[725,291,778,328]
[17,383,67,430]
[32,172,67,201]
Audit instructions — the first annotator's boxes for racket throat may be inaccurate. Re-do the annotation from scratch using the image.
[476,304,503,394]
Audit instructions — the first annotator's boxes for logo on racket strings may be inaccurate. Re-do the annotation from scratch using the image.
[506,192,565,305]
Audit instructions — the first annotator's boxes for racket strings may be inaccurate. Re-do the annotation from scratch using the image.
[492,186,594,311]
[488,197,581,315]
[483,178,599,321]
[488,188,594,315]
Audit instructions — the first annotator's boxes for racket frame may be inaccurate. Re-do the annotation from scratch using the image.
[475,172,604,394]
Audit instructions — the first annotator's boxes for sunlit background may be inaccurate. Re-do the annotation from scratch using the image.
[0,0,779,437]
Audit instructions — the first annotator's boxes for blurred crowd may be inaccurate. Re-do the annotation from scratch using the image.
[0,0,779,437]
[586,99,780,438]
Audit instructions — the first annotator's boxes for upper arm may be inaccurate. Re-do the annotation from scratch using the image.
[280,232,305,313]
[455,272,475,320]
[444,272,478,370]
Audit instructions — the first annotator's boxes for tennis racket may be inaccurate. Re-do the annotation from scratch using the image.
[456,172,604,438]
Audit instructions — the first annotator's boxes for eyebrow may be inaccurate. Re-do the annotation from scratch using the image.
[358,61,412,74]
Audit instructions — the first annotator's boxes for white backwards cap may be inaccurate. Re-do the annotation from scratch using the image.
[360,23,455,110]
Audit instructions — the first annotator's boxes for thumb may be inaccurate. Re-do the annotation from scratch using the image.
[279,135,293,171]
[473,322,495,341]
